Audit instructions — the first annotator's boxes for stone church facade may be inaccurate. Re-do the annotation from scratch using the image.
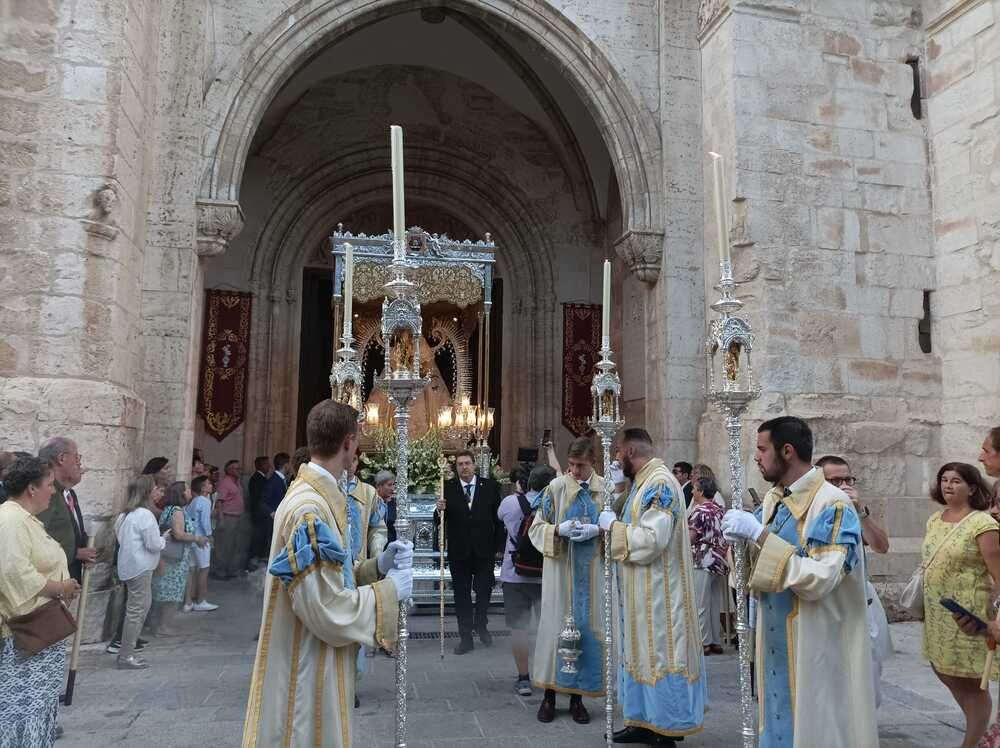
[2,0,998,595]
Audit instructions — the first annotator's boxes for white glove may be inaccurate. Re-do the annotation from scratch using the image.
[598,510,617,531]
[722,510,765,543]
[386,567,413,601]
[558,519,577,538]
[378,540,414,575]
[569,523,599,543]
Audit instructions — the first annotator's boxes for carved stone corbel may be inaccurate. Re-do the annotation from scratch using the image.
[698,0,730,37]
[195,198,244,256]
[614,229,665,284]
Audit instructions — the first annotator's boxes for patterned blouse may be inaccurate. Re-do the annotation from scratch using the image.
[687,500,729,576]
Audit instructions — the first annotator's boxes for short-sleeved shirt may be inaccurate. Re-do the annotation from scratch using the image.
[0,501,69,636]
[184,495,213,537]
[497,491,541,584]
[216,475,245,516]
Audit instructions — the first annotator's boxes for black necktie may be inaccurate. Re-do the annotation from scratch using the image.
[464,483,473,508]
[580,481,589,492]
[782,487,792,497]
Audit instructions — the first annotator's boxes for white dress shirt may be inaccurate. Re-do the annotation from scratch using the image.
[115,507,166,581]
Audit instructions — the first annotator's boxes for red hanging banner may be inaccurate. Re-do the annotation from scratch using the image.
[562,303,601,437]
[198,290,252,441]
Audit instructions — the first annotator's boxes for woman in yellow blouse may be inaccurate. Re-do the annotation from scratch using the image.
[922,461,1000,748]
[0,455,81,747]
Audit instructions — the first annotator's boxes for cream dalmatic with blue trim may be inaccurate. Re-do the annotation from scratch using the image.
[608,458,706,738]
[528,472,608,696]
[242,462,398,748]
[749,467,878,748]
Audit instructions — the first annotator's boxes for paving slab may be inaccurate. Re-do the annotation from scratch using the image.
[54,577,968,746]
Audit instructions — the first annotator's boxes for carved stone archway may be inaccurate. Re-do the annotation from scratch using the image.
[198,0,665,279]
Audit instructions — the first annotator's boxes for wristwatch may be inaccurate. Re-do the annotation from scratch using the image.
[860,505,871,519]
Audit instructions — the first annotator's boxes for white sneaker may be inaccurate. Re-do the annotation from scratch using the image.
[192,601,219,612]
[182,603,194,613]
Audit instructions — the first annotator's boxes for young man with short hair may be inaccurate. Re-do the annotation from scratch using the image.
[242,399,413,746]
[673,461,693,506]
[722,416,876,748]
[529,437,606,725]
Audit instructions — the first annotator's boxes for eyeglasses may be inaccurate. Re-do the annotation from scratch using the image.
[827,476,857,487]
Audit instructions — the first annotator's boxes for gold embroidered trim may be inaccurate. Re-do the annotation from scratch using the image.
[242,580,280,746]
[336,647,349,747]
[283,618,303,748]
[529,681,606,698]
[787,598,799,722]
[314,643,326,747]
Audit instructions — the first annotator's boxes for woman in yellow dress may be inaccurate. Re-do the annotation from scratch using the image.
[922,461,1000,748]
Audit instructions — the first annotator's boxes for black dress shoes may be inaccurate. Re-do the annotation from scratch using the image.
[536,697,556,723]
[611,726,676,745]
[476,628,493,647]
[454,638,474,655]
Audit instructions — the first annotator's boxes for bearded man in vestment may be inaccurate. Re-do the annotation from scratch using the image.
[597,427,706,745]
[242,400,413,747]
[528,436,608,725]
[721,416,877,748]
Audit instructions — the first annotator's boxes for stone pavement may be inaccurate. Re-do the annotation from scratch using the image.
[57,576,970,747]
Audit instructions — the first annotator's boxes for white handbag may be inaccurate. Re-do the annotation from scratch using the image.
[899,511,978,619]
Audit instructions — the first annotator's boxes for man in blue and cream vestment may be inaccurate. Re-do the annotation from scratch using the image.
[242,400,413,747]
[529,436,608,725]
[598,428,706,745]
[722,416,878,748]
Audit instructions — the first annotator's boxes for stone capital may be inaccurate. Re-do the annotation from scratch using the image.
[195,198,245,257]
[614,229,664,284]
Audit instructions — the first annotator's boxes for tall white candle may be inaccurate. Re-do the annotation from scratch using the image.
[343,242,354,338]
[391,125,406,260]
[602,259,611,341]
[709,152,731,265]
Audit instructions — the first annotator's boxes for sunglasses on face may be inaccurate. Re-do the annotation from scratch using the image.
[827,476,857,487]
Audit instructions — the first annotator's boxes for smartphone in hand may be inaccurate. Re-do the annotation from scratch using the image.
[940,597,988,632]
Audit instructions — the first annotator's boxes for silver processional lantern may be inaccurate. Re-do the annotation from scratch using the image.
[705,256,760,748]
[589,295,624,748]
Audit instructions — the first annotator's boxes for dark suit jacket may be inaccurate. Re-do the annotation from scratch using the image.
[683,481,693,507]
[37,480,88,581]
[260,472,287,514]
[248,471,268,518]
[435,477,504,562]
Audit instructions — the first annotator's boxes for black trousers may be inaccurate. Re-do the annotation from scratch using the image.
[450,554,495,638]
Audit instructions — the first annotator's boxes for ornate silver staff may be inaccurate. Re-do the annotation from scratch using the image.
[705,257,760,748]
[330,242,363,562]
[379,247,428,748]
[590,328,624,748]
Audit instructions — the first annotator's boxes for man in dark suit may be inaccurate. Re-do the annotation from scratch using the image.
[435,450,504,654]
[247,455,272,564]
[259,452,291,555]
[37,437,95,581]
[673,461,693,507]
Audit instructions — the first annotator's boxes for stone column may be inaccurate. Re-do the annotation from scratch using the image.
[698,0,937,598]
[924,0,1000,459]
[0,0,160,521]
[138,0,244,478]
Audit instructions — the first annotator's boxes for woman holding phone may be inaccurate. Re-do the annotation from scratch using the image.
[922,462,1000,748]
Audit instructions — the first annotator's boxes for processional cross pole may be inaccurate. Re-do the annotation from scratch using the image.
[589,258,624,748]
[706,152,760,748]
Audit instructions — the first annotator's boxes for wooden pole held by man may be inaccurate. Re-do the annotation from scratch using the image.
[64,536,96,706]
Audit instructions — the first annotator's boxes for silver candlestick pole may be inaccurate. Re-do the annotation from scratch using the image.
[705,257,760,748]
[590,337,624,748]
[378,244,429,748]
[331,313,365,569]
